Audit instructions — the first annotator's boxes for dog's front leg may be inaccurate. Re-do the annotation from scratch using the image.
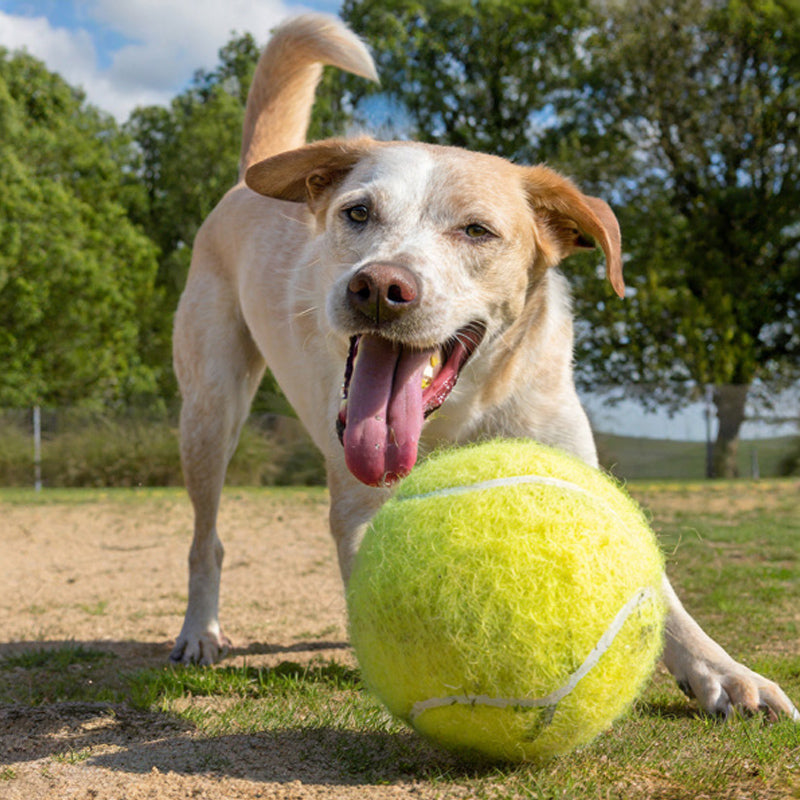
[170,398,238,666]
[171,514,229,666]
[170,283,265,665]
[661,576,799,720]
[327,460,392,585]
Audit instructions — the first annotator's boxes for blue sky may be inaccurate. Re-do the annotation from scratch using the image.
[0,0,341,119]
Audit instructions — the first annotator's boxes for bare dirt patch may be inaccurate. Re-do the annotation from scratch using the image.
[1,490,347,662]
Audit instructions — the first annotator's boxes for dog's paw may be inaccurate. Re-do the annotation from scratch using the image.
[677,658,800,722]
[169,629,231,666]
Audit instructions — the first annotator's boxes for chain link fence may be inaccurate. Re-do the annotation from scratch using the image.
[1,390,798,488]
[0,408,325,489]
[584,384,800,480]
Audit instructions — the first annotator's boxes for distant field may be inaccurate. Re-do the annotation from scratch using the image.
[2,410,796,487]
[596,433,797,480]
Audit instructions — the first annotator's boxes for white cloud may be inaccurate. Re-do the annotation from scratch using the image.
[0,1,325,121]
[0,10,98,89]
[91,0,295,92]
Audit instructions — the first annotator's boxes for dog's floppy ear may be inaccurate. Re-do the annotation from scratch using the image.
[246,136,379,207]
[524,166,624,298]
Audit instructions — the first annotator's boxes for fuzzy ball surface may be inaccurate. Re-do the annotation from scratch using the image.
[346,439,666,763]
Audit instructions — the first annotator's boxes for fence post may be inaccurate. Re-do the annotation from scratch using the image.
[751,446,760,480]
[33,405,42,492]
[704,385,714,479]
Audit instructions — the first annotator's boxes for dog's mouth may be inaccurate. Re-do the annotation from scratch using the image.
[336,322,485,487]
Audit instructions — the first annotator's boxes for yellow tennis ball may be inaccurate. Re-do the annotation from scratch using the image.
[346,439,666,763]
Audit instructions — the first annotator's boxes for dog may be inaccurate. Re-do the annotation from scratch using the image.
[171,14,798,722]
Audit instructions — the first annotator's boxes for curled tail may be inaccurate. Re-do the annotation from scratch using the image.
[239,14,378,178]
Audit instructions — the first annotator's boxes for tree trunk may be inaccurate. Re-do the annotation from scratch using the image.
[710,384,750,478]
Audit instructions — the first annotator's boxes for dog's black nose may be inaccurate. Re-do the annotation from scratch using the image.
[347,262,420,325]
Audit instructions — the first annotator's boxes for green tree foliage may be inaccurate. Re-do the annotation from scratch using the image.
[0,49,159,408]
[127,31,356,300]
[342,0,592,160]
[5,6,795,480]
[123,34,264,403]
[565,0,800,475]
[126,35,260,301]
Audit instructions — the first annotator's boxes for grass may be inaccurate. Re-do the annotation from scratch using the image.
[0,412,327,488]
[1,644,111,672]
[1,481,799,798]
[596,433,798,480]
[0,645,122,706]
[51,748,93,765]
[1,409,797,489]
[0,484,327,506]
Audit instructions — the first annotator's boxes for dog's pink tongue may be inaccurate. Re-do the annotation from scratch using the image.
[343,335,432,487]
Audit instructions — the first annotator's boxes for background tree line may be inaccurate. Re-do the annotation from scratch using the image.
[1,0,798,477]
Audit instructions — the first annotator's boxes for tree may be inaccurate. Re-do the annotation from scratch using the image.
[126,36,259,304]
[342,0,593,161]
[0,49,159,408]
[565,0,800,476]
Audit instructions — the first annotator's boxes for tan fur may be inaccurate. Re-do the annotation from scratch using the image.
[240,16,377,175]
[171,14,798,723]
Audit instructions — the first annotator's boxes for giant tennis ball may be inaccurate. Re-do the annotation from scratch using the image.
[346,439,666,763]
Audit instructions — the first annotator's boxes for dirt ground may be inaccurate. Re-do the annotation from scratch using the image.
[0,489,439,800]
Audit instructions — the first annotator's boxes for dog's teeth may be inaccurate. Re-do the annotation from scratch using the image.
[421,355,440,390]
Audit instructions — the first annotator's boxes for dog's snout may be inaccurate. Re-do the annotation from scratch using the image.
[347,262,420,325]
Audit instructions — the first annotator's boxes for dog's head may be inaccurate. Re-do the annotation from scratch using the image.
[246,138,622,487]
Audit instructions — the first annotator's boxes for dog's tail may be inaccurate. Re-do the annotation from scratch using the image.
[239,14,377,178]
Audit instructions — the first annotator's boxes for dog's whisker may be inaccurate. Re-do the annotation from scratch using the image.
[277,211,315,229]
[287,284,319,299]
[495,328,516,351]
[293,305,319,319]
[302,329,325,353]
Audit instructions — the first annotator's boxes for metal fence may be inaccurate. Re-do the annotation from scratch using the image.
[1,393,798,489]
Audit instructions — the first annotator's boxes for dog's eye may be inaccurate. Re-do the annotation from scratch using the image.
[464,223,491,239]
[345,205,370,224]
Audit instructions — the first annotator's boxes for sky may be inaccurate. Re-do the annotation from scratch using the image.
[0,0,340,120]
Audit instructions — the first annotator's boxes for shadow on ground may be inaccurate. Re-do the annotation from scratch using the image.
[0,638,471,787]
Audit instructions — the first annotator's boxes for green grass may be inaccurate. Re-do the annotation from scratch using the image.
[0,413,326,488]
[597,433,798,480]
[1,644,111,671]
[0,484,327,506]
[1,481,799,798]
[2,410,796,489]
[51,748,93,765]
[0,644,122,705]
[635,481,800,651]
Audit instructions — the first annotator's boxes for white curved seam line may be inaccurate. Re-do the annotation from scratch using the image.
[397,473,633,536]
[409,586,655,721]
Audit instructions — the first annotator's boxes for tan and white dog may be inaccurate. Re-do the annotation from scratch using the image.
[171,14,798,721]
